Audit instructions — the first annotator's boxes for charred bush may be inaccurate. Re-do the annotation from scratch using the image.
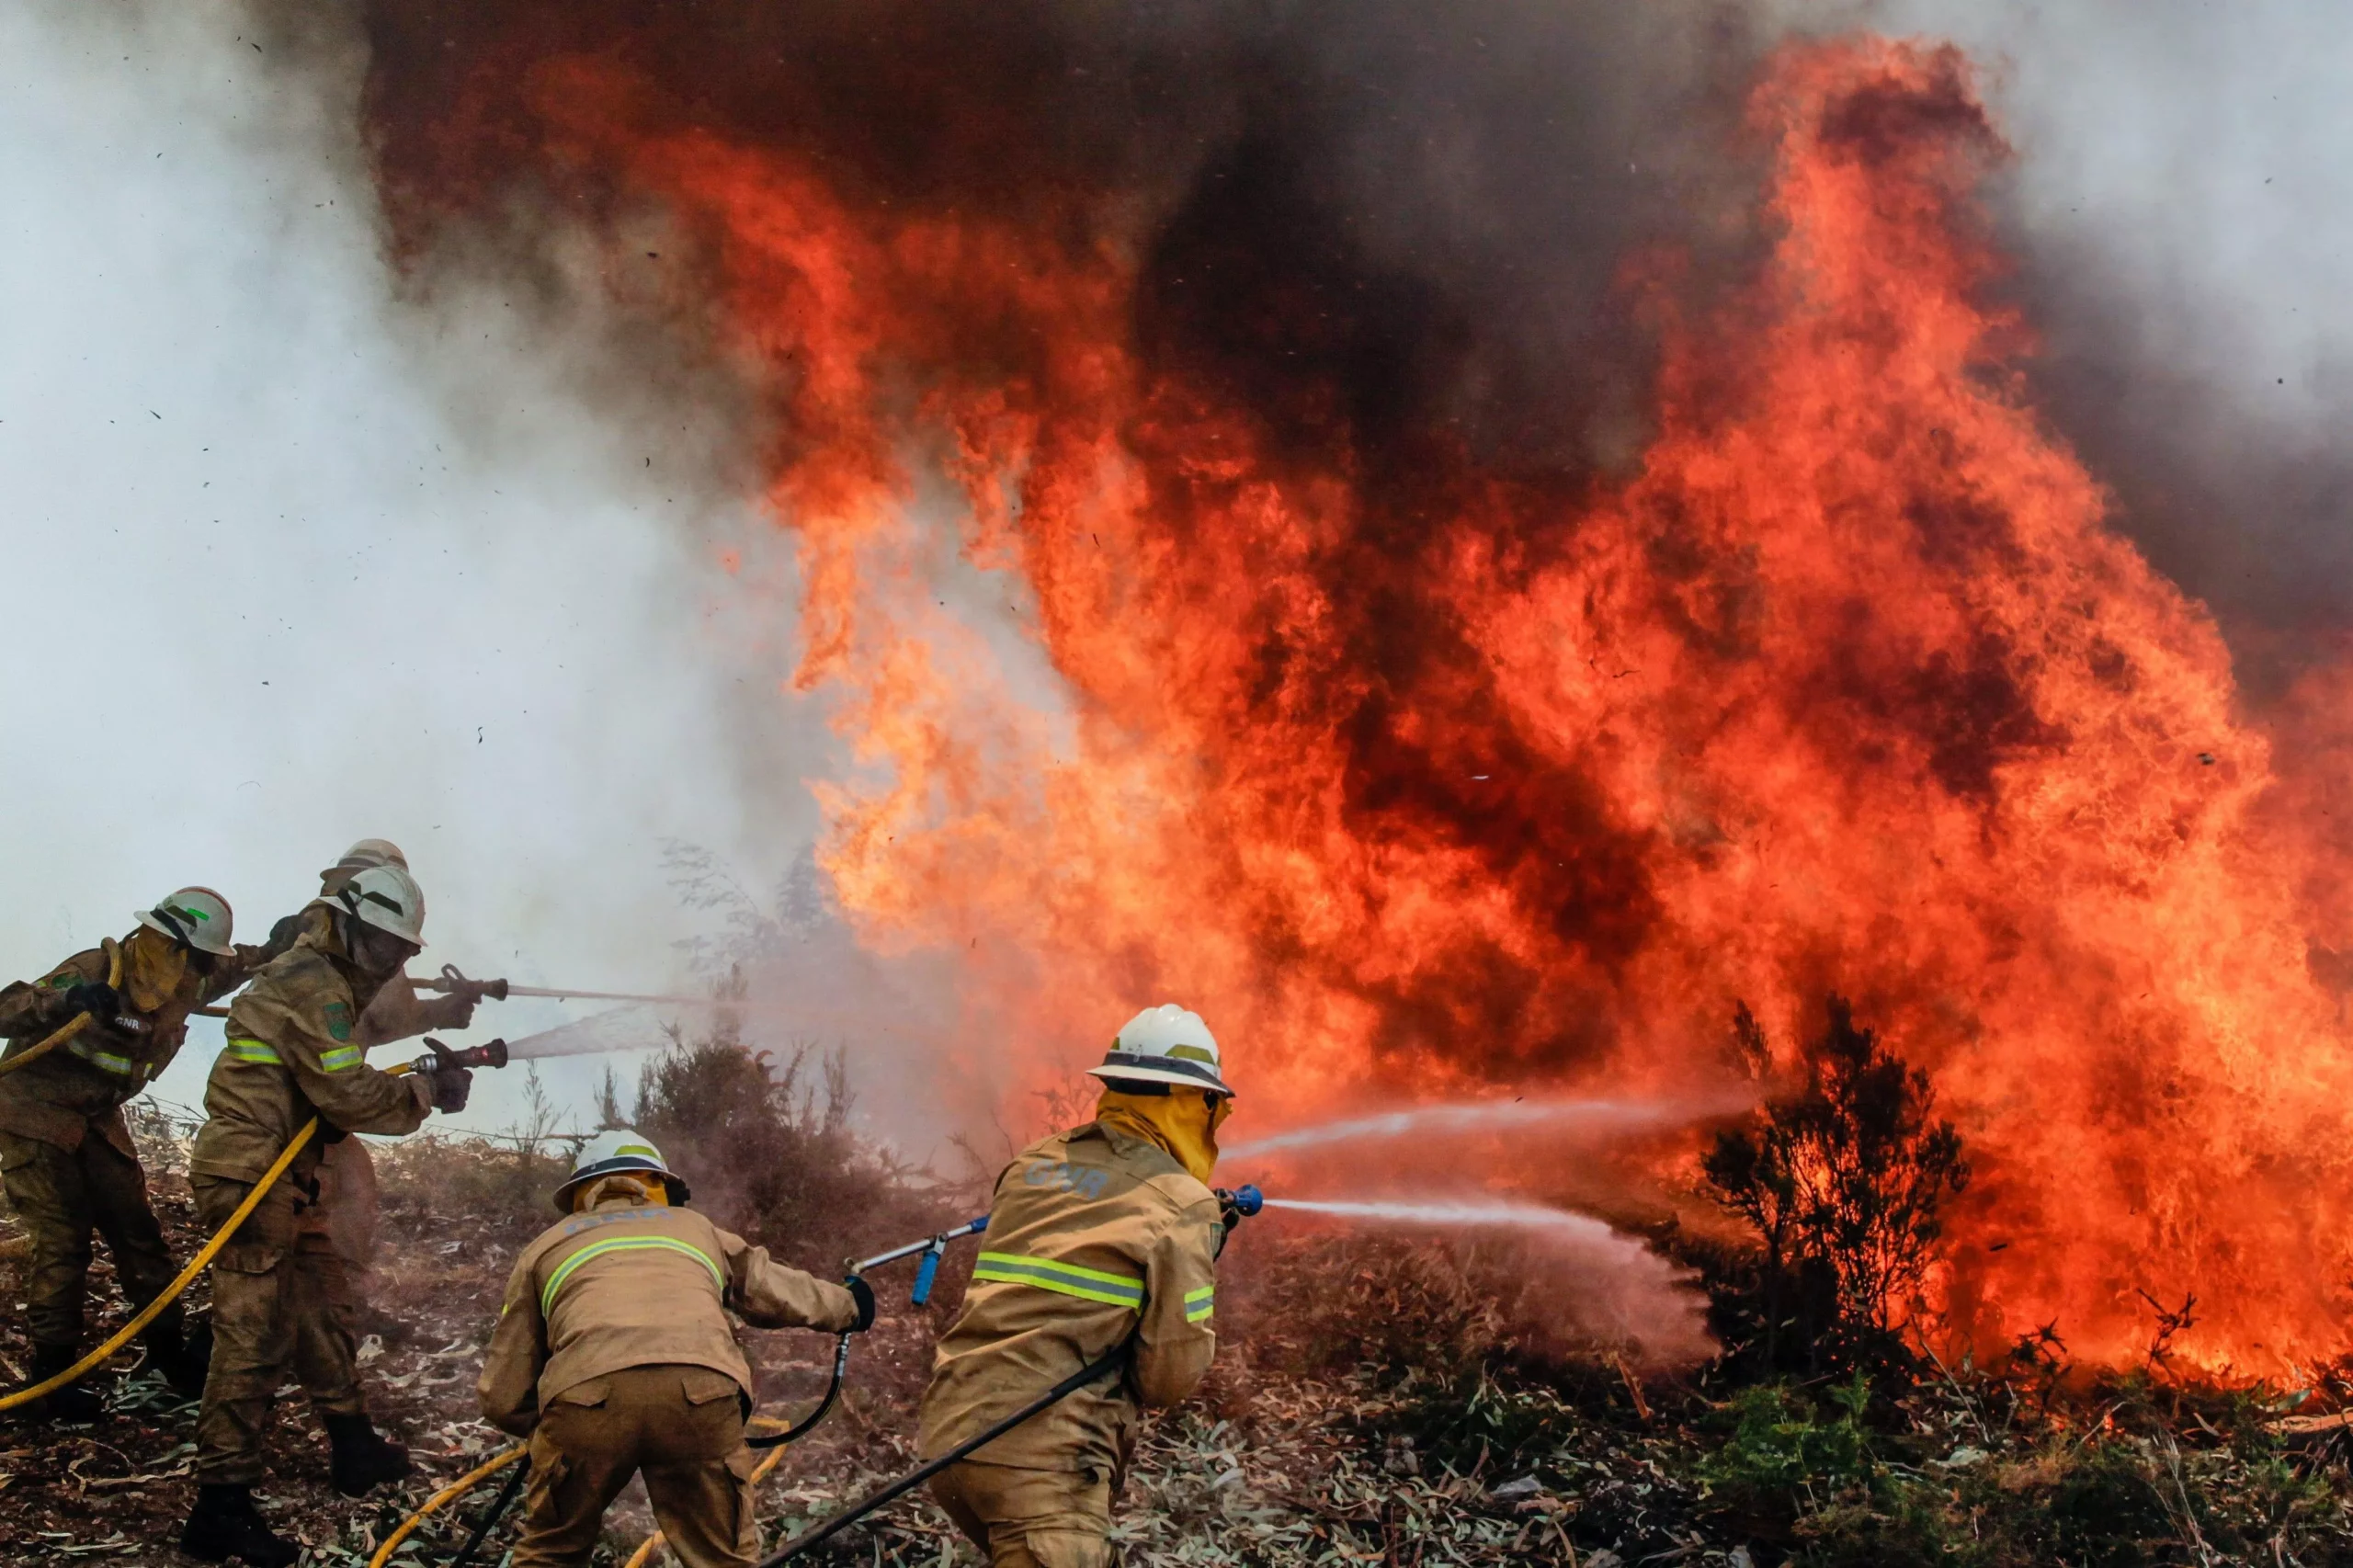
[1704,995,1969,1377]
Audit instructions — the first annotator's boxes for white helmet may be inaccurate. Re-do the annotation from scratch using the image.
[135,887,237,959]
[319,838,408,896]
[334,863,426,946]
[1089,1004,1233,1096]
[553,1128,689,1212]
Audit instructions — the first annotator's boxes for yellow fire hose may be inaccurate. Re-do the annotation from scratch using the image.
[0,1047,470,1414]
[365,1443,527,1568]
[366,1416,796,1568]
[0,937,121,1082]
[0,1107,323,1414]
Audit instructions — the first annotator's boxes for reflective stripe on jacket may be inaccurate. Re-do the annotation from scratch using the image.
[0,930,261,1153]
[188,933,429,1186]
[476,1195,860,1437]
[916,1119,1222,1474]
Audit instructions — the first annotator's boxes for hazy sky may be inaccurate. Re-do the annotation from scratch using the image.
[5,0,2348,1145]
[0,2,837,1137]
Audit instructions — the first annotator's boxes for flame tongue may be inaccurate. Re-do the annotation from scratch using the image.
[376,29,2353,1368]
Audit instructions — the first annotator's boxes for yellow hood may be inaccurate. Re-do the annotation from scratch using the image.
[1095,1086,1227,1187]
[120,927,190,1014]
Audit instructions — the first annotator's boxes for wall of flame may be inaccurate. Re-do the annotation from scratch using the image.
[361,19,2353,1370]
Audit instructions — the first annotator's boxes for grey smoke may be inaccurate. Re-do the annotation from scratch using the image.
[1784,0,2353,686]
[10,0,2346,1143]
[0,0,841,1137]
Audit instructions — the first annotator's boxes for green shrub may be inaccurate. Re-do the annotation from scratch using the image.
[1701,1373,1876,1509]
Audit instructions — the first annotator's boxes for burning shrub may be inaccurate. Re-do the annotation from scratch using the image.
[1704,996,1969,1374]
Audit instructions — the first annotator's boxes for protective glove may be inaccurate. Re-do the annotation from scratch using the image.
[261,913,307,961]
[426,1063,473,1114]
[844,1276,877,1334]
[425,994,479,1031]
[63,982,122,1022]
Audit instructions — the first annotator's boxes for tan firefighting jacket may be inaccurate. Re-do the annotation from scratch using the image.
[916,1119,1222,1474]
[267,902,471,1048]
[477,1193,860,1437]
[188,926,431,1187]
[0,928,267,1153]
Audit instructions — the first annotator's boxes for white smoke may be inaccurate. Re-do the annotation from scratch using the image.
[0,0,841,1137]
[1266,1197,1717,1368]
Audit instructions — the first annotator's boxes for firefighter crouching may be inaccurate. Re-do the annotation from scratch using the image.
[179,864,474,1567]
[478,1130,875,1568]
[0,887,271,1417]
[918,1005,1236,1568]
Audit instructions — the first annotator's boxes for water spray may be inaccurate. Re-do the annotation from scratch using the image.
[1257,1195,1628,1234]
[1222,1093,1749,1160]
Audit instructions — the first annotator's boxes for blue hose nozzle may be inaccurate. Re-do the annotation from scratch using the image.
[1219,1184,1264,1219]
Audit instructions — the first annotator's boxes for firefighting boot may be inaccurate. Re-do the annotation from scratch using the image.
[179,1483,299,1567]
[140,1313,211,1398]
[324,1412,411,1495]
[20,1343,102,1422]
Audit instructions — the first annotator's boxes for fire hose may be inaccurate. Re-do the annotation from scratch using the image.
[745,1184,1263,1568]
[0,1038,510,1415]
[0,938,123,1081]
[385,1213,995,1565]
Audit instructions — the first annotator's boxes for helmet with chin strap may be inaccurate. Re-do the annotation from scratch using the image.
[553,1129,690,1212]
[1088,1004,1233,1097]
[135,887,237,959]
[334,863,426,947]
[319,838,407,897]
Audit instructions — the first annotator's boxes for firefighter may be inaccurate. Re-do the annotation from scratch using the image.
[477,1129,873,1568]
[178,863,474,1567]
[0,888,267,1417]
[275,839,480,1329]
[918,1004,1235,1568]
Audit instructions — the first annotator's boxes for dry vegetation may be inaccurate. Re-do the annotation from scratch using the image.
[2,1037,2353,1565]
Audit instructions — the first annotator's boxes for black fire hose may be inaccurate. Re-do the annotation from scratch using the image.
[446,1459,529,1568]
[747,1330,852,1450]
[752,1344,1129,1567]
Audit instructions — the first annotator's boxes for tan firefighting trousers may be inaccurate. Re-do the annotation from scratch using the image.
[0,1129,180,1350]
[931,1460,1115,1568]
[515,1364,759,1568]
[191,1172,368,1485]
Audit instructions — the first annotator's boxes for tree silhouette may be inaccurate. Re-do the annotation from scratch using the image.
[1704,995,1969,1372]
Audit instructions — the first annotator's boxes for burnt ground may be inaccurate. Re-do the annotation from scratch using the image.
[0,1122,1592,1568]
[4,1116,2351,1567]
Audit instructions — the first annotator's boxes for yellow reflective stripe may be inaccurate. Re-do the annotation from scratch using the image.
[541,1236,723,1315]
[1184,1283,1214,1323]
[225,1039,282,1065]
[972,1252,1145,1308]
[319,1045,364,1073]
[67,1038,136,1077]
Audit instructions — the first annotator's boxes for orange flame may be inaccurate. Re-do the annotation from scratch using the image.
[459,38,2353,1369]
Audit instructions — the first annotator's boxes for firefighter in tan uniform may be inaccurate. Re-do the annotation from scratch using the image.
[179,863,474,1568]
[0,888,268,1416]
[478,1130,873,1567]
[267,840,482,1326]
[920,1005,1237,1568]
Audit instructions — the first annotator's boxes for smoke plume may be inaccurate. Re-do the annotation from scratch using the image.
[332,1,2353,1371]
